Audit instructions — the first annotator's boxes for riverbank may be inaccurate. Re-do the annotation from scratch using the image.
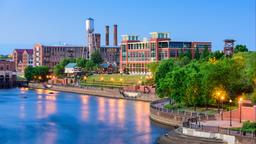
[28,83,159,102]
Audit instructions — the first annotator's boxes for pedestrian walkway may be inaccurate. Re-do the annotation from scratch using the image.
[200,120,242,128]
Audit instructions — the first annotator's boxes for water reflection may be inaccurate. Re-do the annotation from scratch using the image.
[19,102,26,119]
[36,90,57,119]
[135,101,151,143]
[97,97,106,121]
[80,95,89,121]
[117,100,125,127]
[0,89,170,144]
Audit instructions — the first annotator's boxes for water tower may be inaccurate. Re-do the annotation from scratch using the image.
[86,18,95,58]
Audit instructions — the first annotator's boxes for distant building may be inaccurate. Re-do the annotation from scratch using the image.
[22,49,33,71]
[0,60,16,88]
[99,46,120,66]
[120,32,211,74]
[13,49,26,71]
[33,43,87,68]
[13,49,33,72]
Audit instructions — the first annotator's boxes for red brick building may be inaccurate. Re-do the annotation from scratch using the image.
[120,32,211,74]
[13,49,33,72]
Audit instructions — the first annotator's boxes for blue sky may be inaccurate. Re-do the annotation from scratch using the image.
[0,0,255,54]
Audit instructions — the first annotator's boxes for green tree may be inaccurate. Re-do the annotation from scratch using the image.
[234,45,248,53]
[194,47,200,60]
[184,62,203,110]
[24,66,35,82]
[53,64,64,77]
[201,46,210,59]
[185,50,192,59]
[76,58,87,68]
[210,50,224,59]
[91,50,103,65]
[155,59,174,87]
[85,60,96,71]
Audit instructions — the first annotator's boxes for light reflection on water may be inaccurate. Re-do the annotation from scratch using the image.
[0,88,170,144]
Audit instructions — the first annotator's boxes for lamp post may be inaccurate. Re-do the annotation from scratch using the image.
[229,99,232,127]
[110,77,114,88]
[217,92,221,113]
[100,76,104,90]
[119,78,123,87]
[221,96,224,120]
[239,97,243,123]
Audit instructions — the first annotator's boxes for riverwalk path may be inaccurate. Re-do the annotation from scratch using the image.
[29,83,160,102]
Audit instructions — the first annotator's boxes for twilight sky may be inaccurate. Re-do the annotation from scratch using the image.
[0,0,255,54]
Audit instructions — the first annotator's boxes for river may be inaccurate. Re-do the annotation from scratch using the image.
[0,88,170,144]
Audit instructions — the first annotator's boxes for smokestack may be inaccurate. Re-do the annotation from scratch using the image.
[105,25,109,46]
[113,24,118,46]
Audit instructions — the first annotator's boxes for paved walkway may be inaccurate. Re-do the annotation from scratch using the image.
[200,120,242,128]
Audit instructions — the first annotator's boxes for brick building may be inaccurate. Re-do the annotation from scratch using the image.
[0,60,17,88]
[120,32,211,74]
[33,43,87,68]
[13,49,33,72]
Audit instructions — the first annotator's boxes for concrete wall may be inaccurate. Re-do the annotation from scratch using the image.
[182,127,256,144]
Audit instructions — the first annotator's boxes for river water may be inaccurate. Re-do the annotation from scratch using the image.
[0,88,170,144]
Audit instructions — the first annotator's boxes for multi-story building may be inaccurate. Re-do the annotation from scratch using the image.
[120,32,211,74]
[0,60,16,88]
[99,46,120,65]
[13,49,26,71]
[13,49,34,72]
[33,43,87,68]
[22,49,33,72]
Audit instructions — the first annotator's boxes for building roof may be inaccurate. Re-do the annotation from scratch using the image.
[14,49,26,54]
[65,63,77,68]
[100,63,117,68]
[24,49,33,55]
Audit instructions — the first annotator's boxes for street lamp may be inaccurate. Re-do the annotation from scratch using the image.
[100,76,104,90]
[110,77,114,88]
[221,96,224,120]
[217,92,221,113]
[229,99,232,127]
[119,78,123,87]
[239,97,243,123]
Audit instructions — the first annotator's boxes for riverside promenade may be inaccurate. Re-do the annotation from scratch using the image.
[151,99,256,144]
[29,83,159,102]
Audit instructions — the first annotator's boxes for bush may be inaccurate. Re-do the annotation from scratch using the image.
[241,121,256,132]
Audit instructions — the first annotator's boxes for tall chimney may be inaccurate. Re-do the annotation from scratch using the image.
[105,25,109,46]
[113,24,118,46]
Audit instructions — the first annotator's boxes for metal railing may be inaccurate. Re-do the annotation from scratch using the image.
[150,99,216,122]
[183,122,256,138]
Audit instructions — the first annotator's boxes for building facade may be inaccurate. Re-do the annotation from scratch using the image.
[120,32,211,74]
[13,49,34,72]
[0,60,16,88]
[33,43,87,68]
[99,46,120,65]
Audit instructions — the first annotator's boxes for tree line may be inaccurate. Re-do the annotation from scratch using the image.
[151,45,255,109]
